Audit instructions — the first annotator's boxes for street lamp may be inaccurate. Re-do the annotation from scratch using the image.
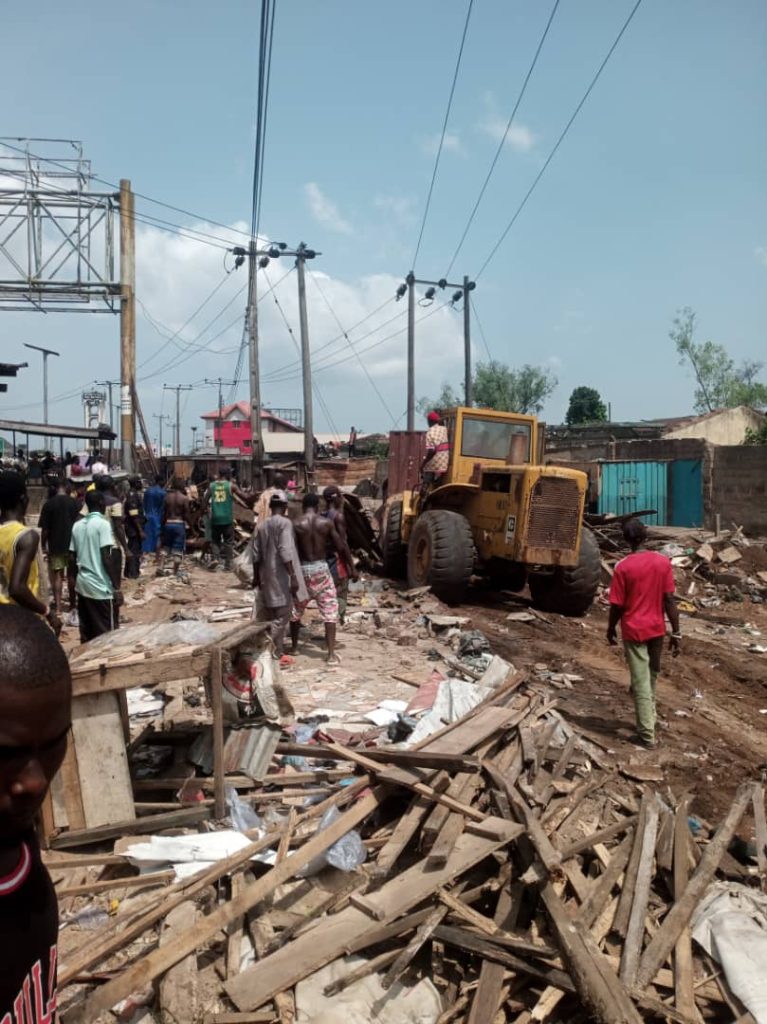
[24,343,60,450]
[191,425,198,452]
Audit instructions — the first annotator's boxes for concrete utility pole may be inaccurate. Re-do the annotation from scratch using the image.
[24,343,59,449]
[119,179,136,472]
[295,243,315,485]
[204,378,237,462]
[229,241,320,487]
[153,414,171,458]
[246,241,265,490]
[398,273,476,424]
[95,379,120,467]
[463,275,473,408]
[406,273,416,431]
[163,384,193,455]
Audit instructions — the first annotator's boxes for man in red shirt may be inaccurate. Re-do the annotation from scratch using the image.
[607,518,681,748]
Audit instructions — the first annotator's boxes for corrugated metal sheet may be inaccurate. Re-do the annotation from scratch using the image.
[598,461,668,525]
[388,431,426,494]
[224,723,283,781]
[188,722,283,781]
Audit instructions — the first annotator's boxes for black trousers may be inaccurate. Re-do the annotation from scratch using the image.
[125,534,142,578]
[77,594,119,643]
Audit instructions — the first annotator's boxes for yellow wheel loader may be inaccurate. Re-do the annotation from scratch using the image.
[382,407,600,615]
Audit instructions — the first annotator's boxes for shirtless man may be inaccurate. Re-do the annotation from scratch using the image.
[158,479,190,577]
[290,493,345,663]
[322,486,358,625]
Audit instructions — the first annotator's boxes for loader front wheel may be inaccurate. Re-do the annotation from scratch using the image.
[528,526,601,617]
[381,499,407,579]
[407,510,474,604]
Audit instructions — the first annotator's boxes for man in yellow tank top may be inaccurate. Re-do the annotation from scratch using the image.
[0,472,59,633]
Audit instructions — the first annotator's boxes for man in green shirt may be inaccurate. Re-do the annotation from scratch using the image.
[204,468,251,572]
[69,491,122,643]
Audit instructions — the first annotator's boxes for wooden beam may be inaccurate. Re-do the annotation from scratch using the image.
[635,783,751,990]
[673,796,697,1021]
[211,646,226,820]
[71,649,211,696]
[223,820,522,1012]
[620,795,660,986]
[71,789,386,1023]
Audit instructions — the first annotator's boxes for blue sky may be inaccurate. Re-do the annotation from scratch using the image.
[1,0,766,448]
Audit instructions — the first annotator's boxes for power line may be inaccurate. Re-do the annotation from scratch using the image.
[263,272,340,438]
[251,0,277,242]
[471,296,493,360]
[136,272,235,369]
[411,0,475,269]
[263,296,401,379]
[308,271,397,425]
[475,0,644,280]
[444,0,561,277]
[264,300,451,384]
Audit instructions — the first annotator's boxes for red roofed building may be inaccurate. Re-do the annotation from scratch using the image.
[200,402,301,454]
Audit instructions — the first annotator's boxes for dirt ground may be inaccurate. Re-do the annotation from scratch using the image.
[58,536,767,830]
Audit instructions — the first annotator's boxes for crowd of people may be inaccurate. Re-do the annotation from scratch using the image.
[0,463,358,663]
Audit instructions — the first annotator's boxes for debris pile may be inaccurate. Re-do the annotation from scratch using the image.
[53,662,767,1024]
[590,514,767,611]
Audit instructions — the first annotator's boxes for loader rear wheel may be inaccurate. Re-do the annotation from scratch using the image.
[381,499,407,579]
[407,510,474,604]
[528,526,601,617]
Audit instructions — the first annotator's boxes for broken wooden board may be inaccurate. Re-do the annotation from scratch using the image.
[69,692,135,828]
[224,818,522,1011]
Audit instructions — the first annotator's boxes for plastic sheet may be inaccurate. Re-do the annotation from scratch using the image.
[226,785,263,833]
[297,806,367,877]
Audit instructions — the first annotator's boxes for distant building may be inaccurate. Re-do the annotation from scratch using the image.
[200,402,302,454]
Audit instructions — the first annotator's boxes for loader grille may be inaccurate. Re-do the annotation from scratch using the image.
[527,477,581,551]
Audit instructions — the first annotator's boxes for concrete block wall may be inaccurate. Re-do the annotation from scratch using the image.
[710,446,767,535]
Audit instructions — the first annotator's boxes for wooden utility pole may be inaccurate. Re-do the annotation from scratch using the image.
[246,240,264,489]
[119,180,136,472]
[406,272,415,431]
[295,243,314,485]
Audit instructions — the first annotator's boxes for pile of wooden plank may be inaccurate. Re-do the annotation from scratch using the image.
[54,669,764,1024]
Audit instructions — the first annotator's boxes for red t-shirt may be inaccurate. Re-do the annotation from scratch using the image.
[609,550,675,643]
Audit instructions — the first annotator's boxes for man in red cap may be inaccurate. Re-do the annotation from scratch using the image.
[420,411,451,495]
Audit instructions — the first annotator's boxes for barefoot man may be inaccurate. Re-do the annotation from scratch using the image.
[290,493,345,664]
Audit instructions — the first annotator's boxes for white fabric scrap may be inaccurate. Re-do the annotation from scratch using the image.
[295,955,441,1023]
[691,881,767,1024]
[123,830,275,881]
[405,678,491,748]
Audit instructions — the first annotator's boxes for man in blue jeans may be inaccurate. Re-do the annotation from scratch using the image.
[158,479,190,578]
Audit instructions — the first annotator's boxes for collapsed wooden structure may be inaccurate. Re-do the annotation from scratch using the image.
[51,666,765,1023]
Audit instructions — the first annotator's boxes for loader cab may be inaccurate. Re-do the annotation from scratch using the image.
[444,408,537,486]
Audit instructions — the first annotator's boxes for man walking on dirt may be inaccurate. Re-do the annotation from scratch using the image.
[607,518,681,749]
[123,477,145,579]
[39,479,79,614]
[69,490,122,642]
[158,478,191,578]
[322,486,358,625]
[252,490,306,663]
[205,468,252,571]
[290,493,345,664]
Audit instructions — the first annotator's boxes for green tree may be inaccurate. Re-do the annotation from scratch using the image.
[416,382,462,416]
[472,360,557,415]
[565,386,608,425]
[744,420,767,445]
[670,307,767,413]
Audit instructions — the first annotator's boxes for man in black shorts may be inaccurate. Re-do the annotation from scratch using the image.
[0,605,72,1019]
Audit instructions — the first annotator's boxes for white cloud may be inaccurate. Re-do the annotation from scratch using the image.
[756,246,767,268]
[476,93,536,152]
[373,193,416,225]
[304,182,353,235]
[420,131,464,157]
